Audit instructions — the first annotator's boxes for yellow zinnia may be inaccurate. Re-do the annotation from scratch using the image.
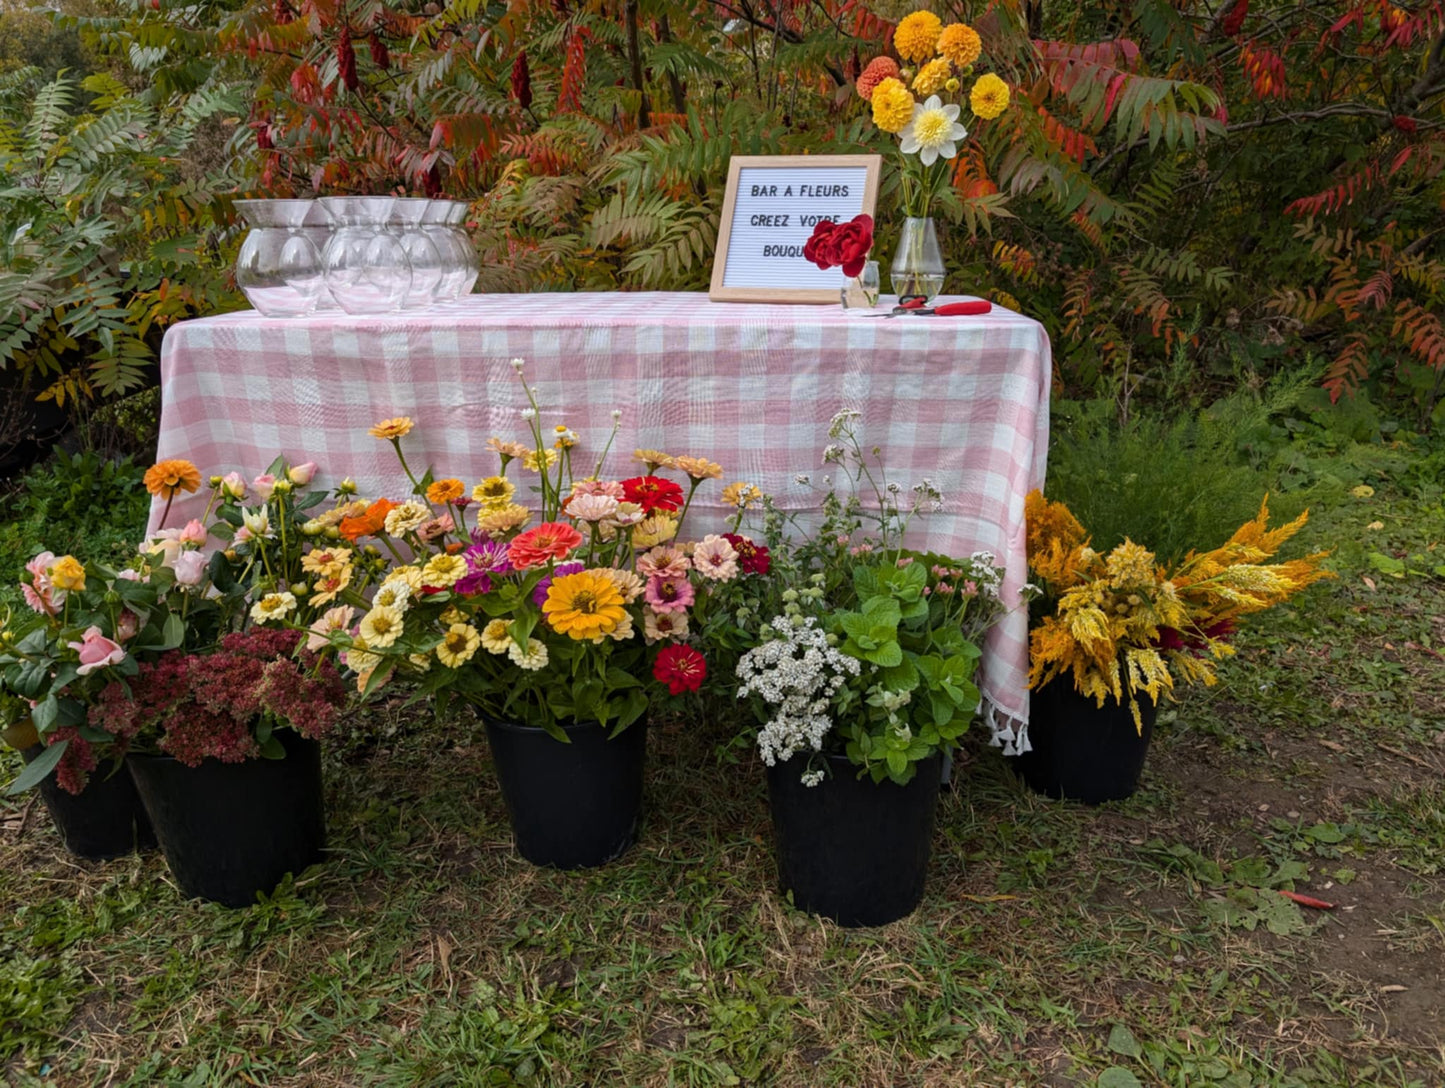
[523,448,559,473]
[48,556,86,592]
[937,23,981,68]
[422,553,467,588]
[358,605,404,649]
[480,619,512,654]
[720,481,763,510]
[543,570,627,641]
[893,10,942,64]
[436,622,481,667]
[475,503,531,534]
[969,73,1011,119]
[369,417,414,440]
[631,514,678,549]
[912,57,952,97]
[871,77,915,135]
[671,455,723,480]
[472,476,516,509]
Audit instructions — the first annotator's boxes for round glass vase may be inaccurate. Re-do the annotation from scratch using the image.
[234,199,325,318]
[889,217,945,304]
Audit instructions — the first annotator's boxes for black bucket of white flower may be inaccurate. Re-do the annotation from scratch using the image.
[127,729,326,907]
[1011,678,1158,804]
[484,716,648,869]
[20,746,158,860]
[766,751,942,927]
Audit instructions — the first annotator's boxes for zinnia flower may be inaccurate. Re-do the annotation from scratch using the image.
[644,573,694,614]
[474,503,531,534]
[427,478,466,504]
[643,607,689,643]
[384,501,430,537]
[893,10,942,62]
[385,566,425,592]
[310,565,353,607]
[422,552,468,588]
[532,561,585,607]
[523,448,559,473]
[250,592,297,624]
[631,514,679,549]
[572,479,626,501]
[670,456,723,480]
[416,515,455,543]
[637,546,690,579]
[340,498,397,542]
[870,77,915,135]
[144,459,202,499]
[480,619,512,654]
[691,535,740,581]
[653,643,706,695]
[472,476,515,509]
[938,22,982,67]
[633,449,675,472]
[69,626,126,675]
[507,637,549,670]
[856,55,901,100]
[912,57,952,97]
[722,533,771,575]
[307,606,355,652]
[302,546,354,575]
[436,622,481,667]
[567,493,619,522]
[543,569,628,641]
[622,475,685,513]
[720,482,764,509]
[487,437,529,461]
[552,424,578,449]
[371,582,412,611]
[359,605,405,649]
[969,73,1011,119]
[508,522,585,569]
[602,568,645,603]
[899,94,968,166]
[369,417,414,440]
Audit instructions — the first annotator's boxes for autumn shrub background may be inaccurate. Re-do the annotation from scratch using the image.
[1,0,1443,451]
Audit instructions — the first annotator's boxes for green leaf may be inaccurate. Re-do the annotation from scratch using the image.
[7,739,67,795]
[1107,1024,1141,1059]
[161,613,185,651]
[11,660,50,700]
[1096,1068,1143,1088]
[31,694,59,733]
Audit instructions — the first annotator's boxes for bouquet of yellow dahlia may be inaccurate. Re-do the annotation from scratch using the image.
[1026,491,1332,730]
[858,9,1012,220]
[297,359,756,740]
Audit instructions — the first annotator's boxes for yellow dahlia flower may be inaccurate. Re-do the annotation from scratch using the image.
[893,10,942,64]
[543,570,628,641]
[912,57,952,97]
[871,77,916,134]
[938,22,981,68]
[970,73,1011,119]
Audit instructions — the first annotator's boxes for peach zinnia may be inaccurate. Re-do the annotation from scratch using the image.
[144,459,202,499]
[507,521,585,569]
[369,416,414,440]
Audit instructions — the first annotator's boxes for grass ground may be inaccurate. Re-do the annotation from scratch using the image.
[1,442,1442,1087]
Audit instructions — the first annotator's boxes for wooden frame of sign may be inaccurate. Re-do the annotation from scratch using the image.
[709,154,882,304]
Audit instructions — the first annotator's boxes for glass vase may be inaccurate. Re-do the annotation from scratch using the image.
[889,217,945,304]
[840,260,881,310]
[234,199,324,318]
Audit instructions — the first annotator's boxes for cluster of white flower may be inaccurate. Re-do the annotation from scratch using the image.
[967,550,1005,597]
[736,616,861,773]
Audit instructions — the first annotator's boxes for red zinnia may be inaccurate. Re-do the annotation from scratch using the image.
[653,644,706,695]
[622,475,685,513]
[508,521,585,570]
[722,533,771,575]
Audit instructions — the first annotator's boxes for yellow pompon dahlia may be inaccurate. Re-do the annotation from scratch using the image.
[937,22,982,68]
[543,570,628,641]
[871,77,916,134]
[893,10,943,64]
[969,73,1011,119]
[912,57,952,97]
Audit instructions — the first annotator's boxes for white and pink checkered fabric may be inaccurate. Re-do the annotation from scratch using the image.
[149,292,1050,749]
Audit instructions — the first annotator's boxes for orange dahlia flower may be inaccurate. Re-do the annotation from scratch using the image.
[144,459,202,499]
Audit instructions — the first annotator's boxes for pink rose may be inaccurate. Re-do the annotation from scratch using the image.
[116,610,140,642]
[173,550,207,586]
[288,462,317,486]
[22,550,58,614]
[69,626,126,676]
[219,471,247,500]
[179,519,207,546]
[252,473,277,501]
[116,568,143,582]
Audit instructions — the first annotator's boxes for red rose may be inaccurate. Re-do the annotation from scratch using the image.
[803,215,873,275]
[803,220,839,270]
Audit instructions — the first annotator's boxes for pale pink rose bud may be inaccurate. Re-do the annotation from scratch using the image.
[173,550,207,586]
[288,462,317,486]
[179,519,207,546]
[220,471,247,500]
[252,473,277,501]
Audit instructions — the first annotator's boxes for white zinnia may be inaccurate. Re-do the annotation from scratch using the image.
[898,95,968,166]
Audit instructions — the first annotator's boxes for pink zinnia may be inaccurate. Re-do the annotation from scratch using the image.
[508,521,585,570]
[691,535,739,582]
[566,493,619,522]
[416,514,455,543]
[636,545,690,579]
[571,479,625,500]
[645,573,694,613]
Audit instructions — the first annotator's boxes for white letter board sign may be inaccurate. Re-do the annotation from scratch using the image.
[709,154,881,304]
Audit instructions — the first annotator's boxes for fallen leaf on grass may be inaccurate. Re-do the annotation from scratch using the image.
[957,894,1018,903]
[1380,984,1408,993]
[1318,739,1346,752]
[1367,521,1385,531]
[1362,576,1377,591]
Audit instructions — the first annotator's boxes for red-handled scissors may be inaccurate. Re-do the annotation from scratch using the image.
[862,297,993,317]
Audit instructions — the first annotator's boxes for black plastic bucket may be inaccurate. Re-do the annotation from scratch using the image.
[484,717,647,869]
[22,747,158,860]
[1011,679,1158,804]
[766,751,941,927]
[127,730,326,907]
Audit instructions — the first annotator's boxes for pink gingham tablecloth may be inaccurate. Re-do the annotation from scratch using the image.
[149,292,1051,751]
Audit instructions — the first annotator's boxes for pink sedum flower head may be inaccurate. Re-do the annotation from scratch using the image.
[288,462,318,486]
[69,626,126,675]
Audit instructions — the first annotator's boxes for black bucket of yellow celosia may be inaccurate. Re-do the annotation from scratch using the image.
[1016,491,1331,804]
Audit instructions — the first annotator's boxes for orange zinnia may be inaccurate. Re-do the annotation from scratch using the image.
[507,521,584,570]
[426,478,466,504]
[339,498,399,542]
[144,459,202,499]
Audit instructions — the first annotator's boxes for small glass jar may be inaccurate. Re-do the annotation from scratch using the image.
[234,199,324,318]
[840,260,881,310]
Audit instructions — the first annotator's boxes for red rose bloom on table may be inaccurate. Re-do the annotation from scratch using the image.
[507,521,585,570]
[622,475,685,514]
[653,644,706,695]
[803,214,874,278]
